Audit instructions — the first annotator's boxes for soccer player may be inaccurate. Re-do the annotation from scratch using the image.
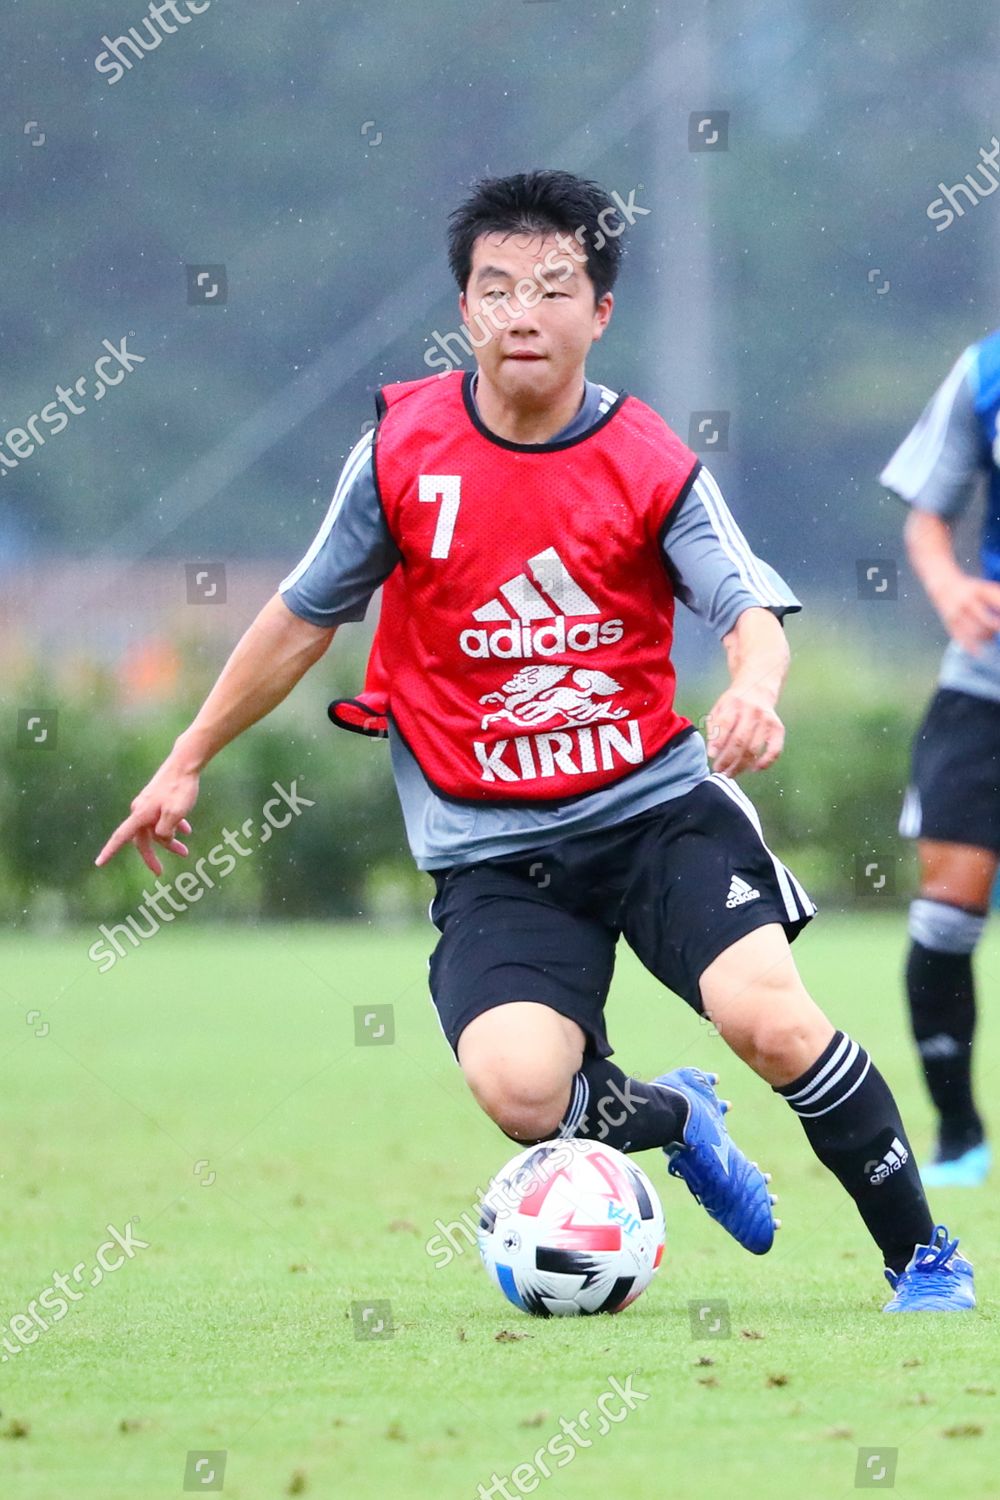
[98,171,972,1310]
[881,332,1000,1188]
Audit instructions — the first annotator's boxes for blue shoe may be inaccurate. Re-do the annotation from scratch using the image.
[654,1067,777,1255]
[882,1225,976,1312]
[920,1142,991,1189]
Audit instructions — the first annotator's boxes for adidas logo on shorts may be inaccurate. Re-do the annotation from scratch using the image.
[725,874,760,909]
[868,1136,910,1185]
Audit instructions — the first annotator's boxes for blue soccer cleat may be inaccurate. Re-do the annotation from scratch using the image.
[654,1067,777,1255]
[882,1225,976,1312]
[920,1142,991,1189]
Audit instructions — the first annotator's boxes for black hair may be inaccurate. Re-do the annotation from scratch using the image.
[447,169,625,302]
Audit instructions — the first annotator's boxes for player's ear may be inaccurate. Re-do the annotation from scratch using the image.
[459,290,470,327]
[592,292,614,340]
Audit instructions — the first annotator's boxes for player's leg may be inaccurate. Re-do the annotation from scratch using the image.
[900,686,999,1184]
[908,839,993,1181]
[429,860,692,1152]
[697,923,833,1083]
[700,924,974,1308]
[623,775,973,1306]
[700,923,936,1276]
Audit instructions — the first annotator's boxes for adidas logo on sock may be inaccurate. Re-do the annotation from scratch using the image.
[868,1136,910,1185]
[725,874,760,909]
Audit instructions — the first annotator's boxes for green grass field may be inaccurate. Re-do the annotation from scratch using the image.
[1,912,997,1499]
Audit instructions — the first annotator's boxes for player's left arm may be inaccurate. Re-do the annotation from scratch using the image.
[661,463,800,776]
[708,606,789,775]
[880,345,996,651]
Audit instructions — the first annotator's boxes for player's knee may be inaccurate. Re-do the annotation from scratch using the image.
[463,1059,570,1143]
[457,1004,584,1141]
[909,897,986,955]
[708,965,831,1079]
[743,1012,823,1077]
[917,842,996,911]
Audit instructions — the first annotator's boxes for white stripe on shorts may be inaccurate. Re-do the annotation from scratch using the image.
[718,775,816,917]
[718,774,816,917]
[708,773,815,923]
[899,785,922,839]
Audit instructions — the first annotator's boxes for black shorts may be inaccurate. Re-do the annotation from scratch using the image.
[900,687,1000,853]
[427,774,816,1060]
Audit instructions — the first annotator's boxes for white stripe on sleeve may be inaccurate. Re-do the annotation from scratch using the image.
[279,428,376,591]
[693,470,788,608]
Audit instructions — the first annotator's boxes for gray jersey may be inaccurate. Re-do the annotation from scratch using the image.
[880,347,1000,702]
[281,376,801,868]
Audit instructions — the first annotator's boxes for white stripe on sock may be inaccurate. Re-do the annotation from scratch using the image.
[789,1040,861,1110]
[784,1034,851,1104]
[794,1056,872,1119]
[559,1073,590,1138]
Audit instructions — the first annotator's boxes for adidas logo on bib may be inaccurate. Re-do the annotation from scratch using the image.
[725,874,760,909]
[460,546,624,660]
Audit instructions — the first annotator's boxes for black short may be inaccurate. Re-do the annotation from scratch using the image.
[427,775,816,1060]
[901,687,1000,853]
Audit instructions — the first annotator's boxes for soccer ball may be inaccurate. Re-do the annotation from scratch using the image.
[477,1138,665,1317]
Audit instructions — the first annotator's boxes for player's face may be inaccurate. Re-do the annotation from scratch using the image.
[460,231,613,405]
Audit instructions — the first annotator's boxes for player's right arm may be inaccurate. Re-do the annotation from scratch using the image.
[903,509,1000,653]
[96,427,399,874]
[881,343,1000,653]
[95,595,336,873]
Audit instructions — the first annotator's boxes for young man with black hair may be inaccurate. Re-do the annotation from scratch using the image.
[98,170,973,1311]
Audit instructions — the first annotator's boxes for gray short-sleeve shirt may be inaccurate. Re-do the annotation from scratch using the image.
[880,348,1000,702]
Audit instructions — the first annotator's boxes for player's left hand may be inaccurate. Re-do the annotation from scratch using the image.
[703,686,785,776]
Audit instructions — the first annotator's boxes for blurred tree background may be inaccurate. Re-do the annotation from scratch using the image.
[2,0,999,926]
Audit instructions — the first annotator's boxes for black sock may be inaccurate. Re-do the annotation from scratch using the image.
[906,940,984,1157]
[558,1056,689,1153]
[776,1031,934,1275]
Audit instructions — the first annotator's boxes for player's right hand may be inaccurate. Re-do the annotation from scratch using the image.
[95,759,199,876]
[937,575,1000,654]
